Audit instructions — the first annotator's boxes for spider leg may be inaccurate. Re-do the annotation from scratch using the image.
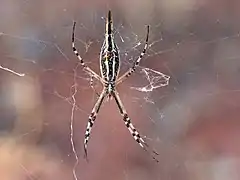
[72,22,104,83]
[116,25,149,85]
[112,90,159,162]
[84,89,107,160]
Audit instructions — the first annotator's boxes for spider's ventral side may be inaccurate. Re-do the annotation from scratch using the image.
[72,10,159,162]
[100,10,120,95]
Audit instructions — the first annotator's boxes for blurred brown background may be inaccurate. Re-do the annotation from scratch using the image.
[1,0,240,179]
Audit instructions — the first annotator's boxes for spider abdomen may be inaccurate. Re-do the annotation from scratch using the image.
[99,9,120,84]
[100,49,120,82]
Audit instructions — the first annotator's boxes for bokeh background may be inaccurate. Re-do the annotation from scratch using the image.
[1,0,240,179]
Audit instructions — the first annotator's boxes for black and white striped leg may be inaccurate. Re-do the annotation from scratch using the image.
[84,89,107,160]
[112,91,159,162]
[116,25,150,85]
[72,21,103,83]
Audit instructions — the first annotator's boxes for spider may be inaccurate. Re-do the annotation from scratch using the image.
[72,10,159,162]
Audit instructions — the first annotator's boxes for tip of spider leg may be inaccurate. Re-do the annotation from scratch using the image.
[145,25,150,42]
[152,156,159,163]
[141,138,158,156]
[147,145,159,156]
[73,22,76,29]
[151,150,159,163]
[72,22,77,42]
[146,25,149,31]
[153,150,159,156]
[142,146,159,163]
[83,147,89,162]
[73,22,76,32]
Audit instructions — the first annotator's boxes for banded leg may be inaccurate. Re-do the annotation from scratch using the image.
[84,89,107,159]
[72,22,103,83]
[116,25,150,85]
[112,91,159,162]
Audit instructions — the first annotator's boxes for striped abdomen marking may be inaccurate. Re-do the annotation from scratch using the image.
[100,10,120,84]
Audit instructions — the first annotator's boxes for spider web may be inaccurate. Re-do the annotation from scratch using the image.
[1,1,240,180]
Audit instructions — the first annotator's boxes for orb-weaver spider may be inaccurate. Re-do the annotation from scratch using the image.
[72,10,158,162]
